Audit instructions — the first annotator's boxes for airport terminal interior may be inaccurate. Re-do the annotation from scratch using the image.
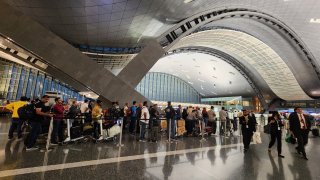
[0,0,320,179]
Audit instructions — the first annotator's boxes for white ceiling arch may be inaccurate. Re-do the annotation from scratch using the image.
[150,52,255,98]
[169,29,313,101]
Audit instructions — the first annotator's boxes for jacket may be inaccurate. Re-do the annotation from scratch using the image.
[5,101,27,118]
[289,112,311,135]
[239,115,256,133]
[268,117,284,134]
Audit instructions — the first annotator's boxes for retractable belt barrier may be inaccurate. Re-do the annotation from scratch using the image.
[42,116,244,148]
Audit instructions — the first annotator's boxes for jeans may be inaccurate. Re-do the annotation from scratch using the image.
[166,118,176,139]
[129,116,137,133]
[233,117,238,131]
[25,121,42,148]
[51,120,64,143]
[220,121,226,135]
[203,117,208,126]
[140,121,147,140]
[8,118,23,138]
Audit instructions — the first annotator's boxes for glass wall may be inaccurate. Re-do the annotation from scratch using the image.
[0,58,83,102]
[136,72,200,104]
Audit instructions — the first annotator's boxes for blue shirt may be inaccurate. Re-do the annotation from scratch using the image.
[131,106,137,117]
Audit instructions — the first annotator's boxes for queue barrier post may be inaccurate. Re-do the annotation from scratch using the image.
[168,118,171,143]
[40,117,54,152]
[117,118,124,147]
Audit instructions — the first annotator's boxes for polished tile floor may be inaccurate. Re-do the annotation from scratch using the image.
[0,117,319,180]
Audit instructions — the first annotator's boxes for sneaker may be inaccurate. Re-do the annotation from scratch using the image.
[26,147,39,151]
[8,137,13,140]
[278,154,285,158]
[139,139,146,142]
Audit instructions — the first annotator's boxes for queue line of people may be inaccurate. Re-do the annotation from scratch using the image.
[3,97,312,161]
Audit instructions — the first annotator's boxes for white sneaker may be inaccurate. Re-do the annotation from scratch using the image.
[26,147,39,151]
[50,142,58,146]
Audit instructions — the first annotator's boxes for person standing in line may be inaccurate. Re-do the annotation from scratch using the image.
[123,102,129,131]
[5,96,28,140]
[92,100,102,139]
[202,107,209,127]
[176,105,182,120]
[165,101,176,141]
[51,97,65,145]
[233,110,238,131]
[268,112,285,158]
[207,106,217,135]
[149,104,159,142]
[136,102,143,136]
[139,101,149,142]
[289,107,311,160]
[239,109,257,152]
[219,107,228,135]
[186,106,194,136]
[80,99,90,122]
[129,101,137,134]
[25,95,53,151]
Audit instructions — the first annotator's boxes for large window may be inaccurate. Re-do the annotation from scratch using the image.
[0,58,82,101]
[136,72,200,103]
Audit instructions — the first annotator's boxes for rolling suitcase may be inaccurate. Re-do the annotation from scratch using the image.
[70,126,82,139]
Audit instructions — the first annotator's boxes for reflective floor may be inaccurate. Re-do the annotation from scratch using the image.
[0,117,319,180]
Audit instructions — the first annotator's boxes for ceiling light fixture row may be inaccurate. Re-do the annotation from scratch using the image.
[165,47,267,109]
[158,8,320,80]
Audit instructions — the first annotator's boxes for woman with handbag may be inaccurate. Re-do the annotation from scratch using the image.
[268,112,285,158]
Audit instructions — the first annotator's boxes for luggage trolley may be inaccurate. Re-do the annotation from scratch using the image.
[64,116,85,143]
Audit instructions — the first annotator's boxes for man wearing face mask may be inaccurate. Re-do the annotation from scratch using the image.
[289,107,311,160]
[239,109,257,152]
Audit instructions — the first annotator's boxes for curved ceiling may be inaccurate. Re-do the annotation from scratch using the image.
[5,0,320,55]
[150,52,254,97]
[169,29,313,101]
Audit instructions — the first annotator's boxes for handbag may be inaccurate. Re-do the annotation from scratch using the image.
[285,134,296,144]
[264,124,270,134]
[252,132,262,144]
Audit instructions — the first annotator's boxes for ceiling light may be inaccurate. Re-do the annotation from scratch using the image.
[211,91,217,95]
[198,79,205,82]
[310,18,320,23]
[184,0,195,3]
[188,81,193,85]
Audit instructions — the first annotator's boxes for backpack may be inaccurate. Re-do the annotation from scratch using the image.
[18,104,36,120]
[119,108,125,117]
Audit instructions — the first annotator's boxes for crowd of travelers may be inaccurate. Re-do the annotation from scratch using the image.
[2,96,313,160]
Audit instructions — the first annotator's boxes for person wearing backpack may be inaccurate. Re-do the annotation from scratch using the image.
[5,96,28,140]
[25,95,53,151]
